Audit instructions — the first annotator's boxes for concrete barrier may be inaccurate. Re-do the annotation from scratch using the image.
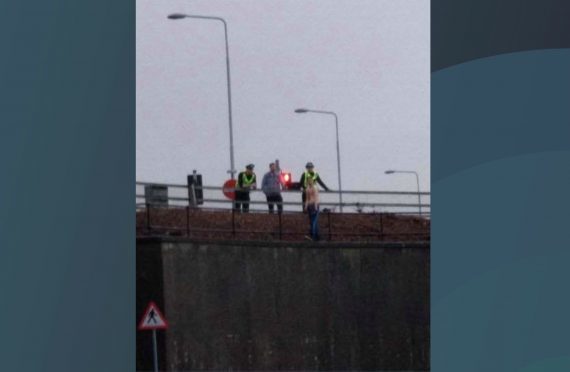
[137,238,430,371]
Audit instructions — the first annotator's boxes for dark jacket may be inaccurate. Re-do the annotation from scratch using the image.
[299,171,329,191]
[237,171,257,192]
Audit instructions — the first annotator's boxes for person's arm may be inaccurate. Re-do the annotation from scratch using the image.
[316,175,329,191]
[251,174,257,190]
[299,173,305,190]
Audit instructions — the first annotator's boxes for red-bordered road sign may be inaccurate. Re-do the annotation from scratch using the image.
[138,301,169,330]
[223,179,236,200]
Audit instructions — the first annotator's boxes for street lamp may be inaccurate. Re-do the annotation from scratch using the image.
[168,13,236,179]
[294,108,343,212]
[385,170,422,216]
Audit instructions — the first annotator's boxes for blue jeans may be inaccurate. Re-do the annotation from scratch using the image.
[307,205,320,240]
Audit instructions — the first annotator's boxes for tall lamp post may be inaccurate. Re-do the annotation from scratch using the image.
[168,13,236,179]
[295,108,343,212]
[385,170,422,216]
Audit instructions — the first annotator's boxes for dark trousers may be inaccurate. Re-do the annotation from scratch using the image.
[234,191,250,212]
[266,194,283,214]
[307,204,320,240]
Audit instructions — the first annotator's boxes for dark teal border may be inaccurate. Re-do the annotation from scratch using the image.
[432,0,570,369]
[432,34,570,372]
[0,1,134,371]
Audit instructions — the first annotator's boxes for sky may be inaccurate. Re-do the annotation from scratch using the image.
[136,0,430,193]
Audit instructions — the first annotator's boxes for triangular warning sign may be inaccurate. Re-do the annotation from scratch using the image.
[138,301,169,330]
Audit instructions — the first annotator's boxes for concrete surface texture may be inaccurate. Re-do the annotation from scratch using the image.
[137,238,430,371]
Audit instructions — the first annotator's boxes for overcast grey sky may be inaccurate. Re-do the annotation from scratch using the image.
[137,0,430,192]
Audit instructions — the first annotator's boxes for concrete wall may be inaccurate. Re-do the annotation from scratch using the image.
[137,238,430,371]
[136,239,167,371]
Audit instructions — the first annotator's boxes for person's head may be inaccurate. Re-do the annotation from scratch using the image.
[269,162,276,172]
[245,164,254,174]
[305,162,315,173]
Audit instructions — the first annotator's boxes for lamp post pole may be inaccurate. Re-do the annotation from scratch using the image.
[295,108,343,212]
[385,170,422,216]
[168,13,236,179]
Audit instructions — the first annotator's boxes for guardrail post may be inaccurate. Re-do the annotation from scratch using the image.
[186,206,190,236]
[146,203,151,232]
[231,207,236,238]
[327,211,332,241]
[379,213,384,241]
[278,212,282,240]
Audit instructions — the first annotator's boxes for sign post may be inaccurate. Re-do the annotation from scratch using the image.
[138,301,169,372]
[152,329,159,372]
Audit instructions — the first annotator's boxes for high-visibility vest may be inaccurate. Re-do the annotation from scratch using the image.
[303,171,319,188]
[241,173,256,187]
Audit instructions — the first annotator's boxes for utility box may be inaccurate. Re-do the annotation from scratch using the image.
[187,173,204,206]
[144,185,168,206]
[287,181,302,190]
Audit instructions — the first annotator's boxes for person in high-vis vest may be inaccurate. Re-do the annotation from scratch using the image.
[235,163,257,213]
[299,162,329,211]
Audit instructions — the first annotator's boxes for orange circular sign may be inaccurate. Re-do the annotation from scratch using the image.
[222,179,237,200]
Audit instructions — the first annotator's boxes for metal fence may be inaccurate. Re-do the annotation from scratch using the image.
[136,181,430,242]
[136,181,430,215]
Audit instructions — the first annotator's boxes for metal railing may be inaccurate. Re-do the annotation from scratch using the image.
[135,181,430,242]
[136,181,430,215]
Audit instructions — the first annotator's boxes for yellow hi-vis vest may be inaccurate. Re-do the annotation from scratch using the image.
[303,171,319,188]
[242,173,255,187]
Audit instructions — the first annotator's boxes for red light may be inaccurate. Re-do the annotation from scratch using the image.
[284,173,290,182]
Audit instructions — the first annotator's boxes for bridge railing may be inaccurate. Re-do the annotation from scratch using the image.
[135,181,430,215]
[135,181,430,242]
